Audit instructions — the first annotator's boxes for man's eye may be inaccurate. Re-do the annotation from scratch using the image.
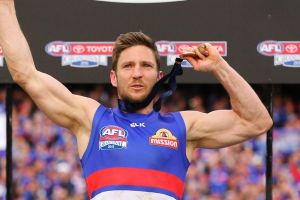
[123,64,132,68]
[144,64,152,68]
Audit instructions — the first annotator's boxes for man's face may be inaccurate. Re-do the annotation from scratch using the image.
[110,45,163,103]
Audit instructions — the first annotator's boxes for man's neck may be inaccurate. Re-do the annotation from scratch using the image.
[134,104,154,114]
[120,100,154,115]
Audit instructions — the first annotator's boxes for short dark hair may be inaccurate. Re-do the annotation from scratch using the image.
[112,32,160,70]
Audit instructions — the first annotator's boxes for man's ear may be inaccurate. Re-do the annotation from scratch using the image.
[110,70,117,87]
[158,70,164,80]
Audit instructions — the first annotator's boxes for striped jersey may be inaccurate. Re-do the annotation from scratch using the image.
[80,105,190,200]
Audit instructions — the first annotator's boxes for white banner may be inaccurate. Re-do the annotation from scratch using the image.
[95,0,185,3]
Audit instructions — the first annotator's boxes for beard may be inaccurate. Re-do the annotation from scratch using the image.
[118,80,155,104]
[117,90,153,112]
[117,79,159,112]
[120,91,149,104]
[118,84,157,113]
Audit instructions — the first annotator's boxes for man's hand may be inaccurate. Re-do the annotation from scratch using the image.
[0,0,15,15]
[180,43,224,73]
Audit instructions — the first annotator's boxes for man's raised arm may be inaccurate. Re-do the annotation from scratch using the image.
[181,43,273,151]
[0,0,99,133]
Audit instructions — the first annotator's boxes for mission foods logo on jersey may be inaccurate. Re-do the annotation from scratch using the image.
[155,41,227,67]
[99,125,128,150]
[149,128,178,149]
[257,41,300,68]
[45,41,114,68]
[0,46,3,67]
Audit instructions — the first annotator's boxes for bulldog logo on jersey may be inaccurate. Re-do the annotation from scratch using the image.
[149,128,178,149]
[99,125,128,150]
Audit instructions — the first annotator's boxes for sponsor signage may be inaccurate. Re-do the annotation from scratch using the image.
[149,128,178,149]
[130,122,146,128]
[45,41,227,68]
[45,41,114,68]
[257,41,300,68]
[156,41,227,67]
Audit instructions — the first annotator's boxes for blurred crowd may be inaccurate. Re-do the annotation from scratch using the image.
[0,87,6,200]
[0,84,299,200]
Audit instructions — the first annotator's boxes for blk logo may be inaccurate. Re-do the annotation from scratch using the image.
[130,123,146,128]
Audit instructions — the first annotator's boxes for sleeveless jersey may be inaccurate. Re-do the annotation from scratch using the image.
[80,105,190,200]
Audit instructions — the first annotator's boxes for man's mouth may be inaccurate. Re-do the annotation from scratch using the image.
[130,84,144,89]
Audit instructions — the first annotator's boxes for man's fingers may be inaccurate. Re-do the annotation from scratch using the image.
[180,43,210,59]
[195,48,206,60]
[179,52,197,59]
[198,44,209,57]
[203,43,215,55]
[185,57,198,67]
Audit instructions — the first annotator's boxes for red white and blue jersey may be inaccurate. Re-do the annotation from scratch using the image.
[80,105,190,200]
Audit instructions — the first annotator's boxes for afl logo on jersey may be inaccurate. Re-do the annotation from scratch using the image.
[99,125,128,150]
[149,128,178,149]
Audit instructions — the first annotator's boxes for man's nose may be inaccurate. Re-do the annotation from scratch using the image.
[132,66,143,78]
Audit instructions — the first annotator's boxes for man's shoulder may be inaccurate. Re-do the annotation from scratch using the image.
[73,95,101,122]
[74,95,100,108]
[178,110,206,126]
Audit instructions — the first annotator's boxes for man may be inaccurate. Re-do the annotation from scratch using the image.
[0,1,272,199]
